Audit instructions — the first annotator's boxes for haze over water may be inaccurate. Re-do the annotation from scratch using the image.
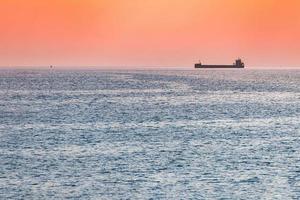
[0,69,299,199]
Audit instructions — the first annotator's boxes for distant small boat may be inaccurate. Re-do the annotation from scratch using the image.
[195,59,245,69]
[50,65,53,69]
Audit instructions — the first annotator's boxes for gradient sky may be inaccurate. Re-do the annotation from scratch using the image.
[0,0,300,68]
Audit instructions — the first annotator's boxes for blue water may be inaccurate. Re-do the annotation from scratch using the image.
[0,69,299,199]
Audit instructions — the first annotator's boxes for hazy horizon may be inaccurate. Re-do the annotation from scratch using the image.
[0,65,299,70]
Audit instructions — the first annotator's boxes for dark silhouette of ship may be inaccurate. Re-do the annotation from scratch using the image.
[195,59,245,68]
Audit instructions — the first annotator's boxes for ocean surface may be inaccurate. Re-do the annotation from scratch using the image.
[0,69,299,199]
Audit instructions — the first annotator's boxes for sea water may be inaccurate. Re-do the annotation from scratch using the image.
[0,69,299,199]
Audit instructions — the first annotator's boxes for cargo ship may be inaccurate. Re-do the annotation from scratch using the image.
[195,59,245,68]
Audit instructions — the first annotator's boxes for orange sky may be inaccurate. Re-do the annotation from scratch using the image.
[0,0,300,68]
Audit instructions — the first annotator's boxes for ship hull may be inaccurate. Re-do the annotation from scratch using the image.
[195,64,244,68]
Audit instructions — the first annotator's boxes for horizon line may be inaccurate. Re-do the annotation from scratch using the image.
[0,66,300,70]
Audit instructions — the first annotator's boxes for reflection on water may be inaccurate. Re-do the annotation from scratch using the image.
[0,70,299,199]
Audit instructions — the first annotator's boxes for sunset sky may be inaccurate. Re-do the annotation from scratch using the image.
[0,0,300,68]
